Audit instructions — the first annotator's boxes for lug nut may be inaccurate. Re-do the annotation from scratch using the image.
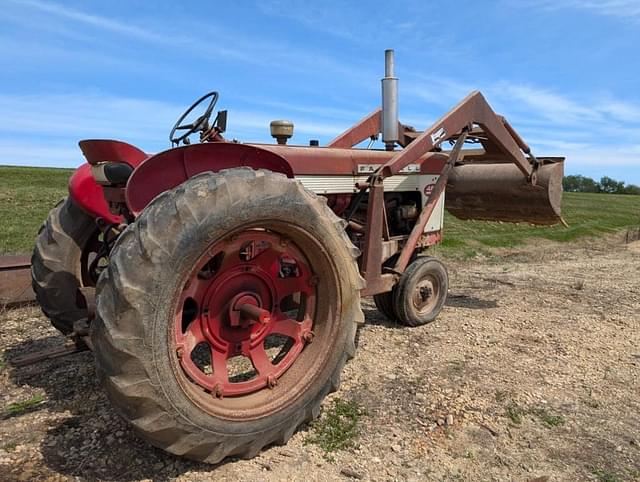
[302,331,315,343]
[176,347,184,359]
[213,384,224,399]
[267,375,278,389]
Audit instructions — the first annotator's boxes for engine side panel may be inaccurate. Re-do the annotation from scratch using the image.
[295,173,444,235]
[418,174,446,233]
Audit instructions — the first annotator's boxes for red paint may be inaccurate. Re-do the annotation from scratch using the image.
[325,194,353,216]
[174,230,314,397]
[257,144,448,175]
[423,183,435,196]
[126,143,293,215]
[68,164,121,224]
[69,137,449,222]
[78,139,148,166]
[422,230,442,246]
[68,140,149,223]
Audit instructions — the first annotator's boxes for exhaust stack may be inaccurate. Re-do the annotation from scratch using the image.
[381,49,399,149]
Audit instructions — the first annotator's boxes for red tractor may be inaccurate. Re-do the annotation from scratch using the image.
[31,50,563,463]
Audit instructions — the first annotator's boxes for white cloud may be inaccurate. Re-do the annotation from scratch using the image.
[3,85,639,175]
[515,0,640,22]
[596,100,640,123]
[256,1,359,42]
[401,76,640,131]
[399,75,640,175]
[0,92,349,168]
[13,0,180,44]
[0,92,347,140]
[6,0,372,83]
[559,145,640,167]
[231,95,367,122]
[490,83,603,124]
[8,0,264,65]
[403,76,472,108]
[0,142,84,168]
[0,93,180,142]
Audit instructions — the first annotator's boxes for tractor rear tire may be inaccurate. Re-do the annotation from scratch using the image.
[91,168,364,464]
[392,256,448,327]
[32,197,98,334]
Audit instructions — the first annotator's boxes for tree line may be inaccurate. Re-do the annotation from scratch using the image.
[563,175,640,195]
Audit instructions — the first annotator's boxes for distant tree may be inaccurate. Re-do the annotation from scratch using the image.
[562,175,639,195]
[598,176,626,194]
[622,183,640,195]
[562,175,580,192]
[563,175,599,193]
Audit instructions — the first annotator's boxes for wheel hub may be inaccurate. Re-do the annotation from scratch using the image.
[230,293,269,327]
[418,285,433,302]
[174,230,316,398]
[413,278,437,313]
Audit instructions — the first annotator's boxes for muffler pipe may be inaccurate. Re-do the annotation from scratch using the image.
[381,49,399,149]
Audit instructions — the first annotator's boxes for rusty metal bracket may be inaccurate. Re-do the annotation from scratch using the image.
[360,176,398,296]
[394,128,469,273]
[10,336,90,367]
[0,256,35,306]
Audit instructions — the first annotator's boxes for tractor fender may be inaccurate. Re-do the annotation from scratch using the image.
[68,164,121,224]
[125,142,294,215]
[68,140,150,224]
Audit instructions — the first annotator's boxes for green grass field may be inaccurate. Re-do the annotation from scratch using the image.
[0,166,74,255]
[438,191,640,258]
[0,165,638,256]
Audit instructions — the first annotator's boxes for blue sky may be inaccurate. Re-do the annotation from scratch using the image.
[1,0,640,184]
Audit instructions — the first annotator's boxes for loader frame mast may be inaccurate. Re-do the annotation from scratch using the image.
[331,91,540,297]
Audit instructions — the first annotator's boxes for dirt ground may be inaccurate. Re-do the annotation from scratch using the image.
[0,234,638,482]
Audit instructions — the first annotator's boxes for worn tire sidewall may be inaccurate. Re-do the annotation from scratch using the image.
[32,196,98,333]
[395,257,448,325]
[101,170,359,439]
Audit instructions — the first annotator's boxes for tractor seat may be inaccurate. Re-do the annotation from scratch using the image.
[103,163,134,185]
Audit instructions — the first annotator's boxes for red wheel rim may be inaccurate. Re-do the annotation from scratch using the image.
[174,229,317,399]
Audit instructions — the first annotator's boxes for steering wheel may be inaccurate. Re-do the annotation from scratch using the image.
[170,91,219,146]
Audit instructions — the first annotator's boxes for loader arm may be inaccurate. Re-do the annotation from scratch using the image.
[380,91,533,179]
[327,108,382,148]
[356,90,560,295]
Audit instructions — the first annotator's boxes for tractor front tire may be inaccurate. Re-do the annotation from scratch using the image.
[92,168,364,463]
[32,197,98,334]
[392,256,448,327]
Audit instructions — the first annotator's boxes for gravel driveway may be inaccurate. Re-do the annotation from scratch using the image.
[1,234,638,481]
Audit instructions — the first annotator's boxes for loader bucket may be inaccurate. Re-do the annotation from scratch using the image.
[445,160,564,225]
